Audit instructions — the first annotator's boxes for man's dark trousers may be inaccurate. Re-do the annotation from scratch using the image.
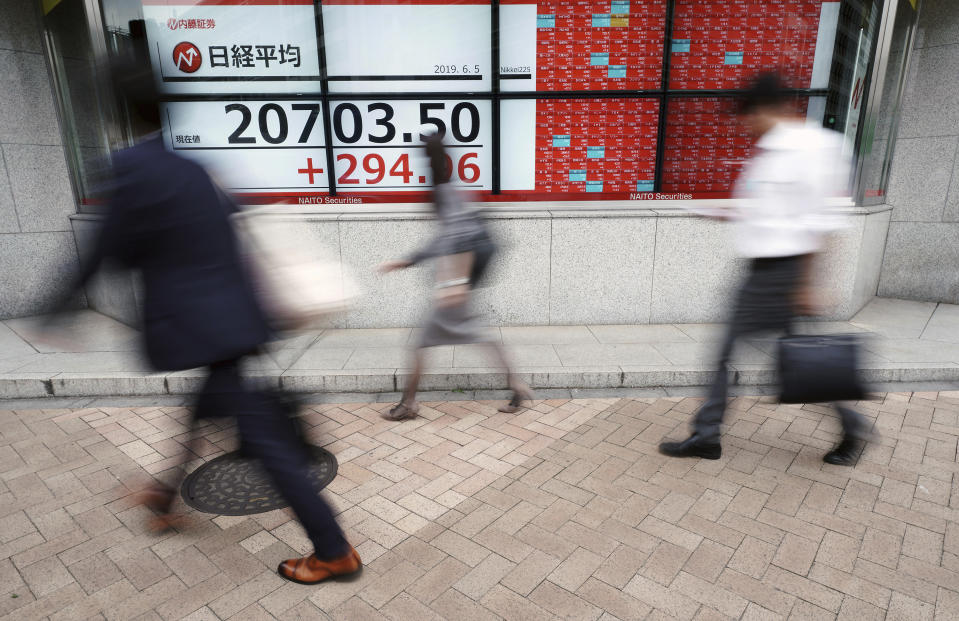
[201,359,350,560]
[693,255,866,441]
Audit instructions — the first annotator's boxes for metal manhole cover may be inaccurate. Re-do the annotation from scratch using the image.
[181,446,337,516]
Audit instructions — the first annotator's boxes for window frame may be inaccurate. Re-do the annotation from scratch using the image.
[48,0,910,208]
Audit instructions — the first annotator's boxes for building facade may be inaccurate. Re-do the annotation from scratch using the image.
[0,0,949,327]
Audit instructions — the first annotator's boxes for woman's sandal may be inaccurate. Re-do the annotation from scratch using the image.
[382,401,420,421]
[498,390,532,413]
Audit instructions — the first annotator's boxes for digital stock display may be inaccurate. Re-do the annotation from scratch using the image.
[143,0,839,204]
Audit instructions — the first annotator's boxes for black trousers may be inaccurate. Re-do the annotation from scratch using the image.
[693,256,866,442]
[196,359,349,560]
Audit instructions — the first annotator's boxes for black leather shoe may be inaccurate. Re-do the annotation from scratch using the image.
[658,435,722,460]
[823,437,864,466]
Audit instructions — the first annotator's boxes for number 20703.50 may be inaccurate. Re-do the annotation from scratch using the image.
[223,102,481,146]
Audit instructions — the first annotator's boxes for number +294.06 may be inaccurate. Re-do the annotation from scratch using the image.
[336,152,480,186]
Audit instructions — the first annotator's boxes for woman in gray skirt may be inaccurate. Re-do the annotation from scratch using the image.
[379,134,531,420]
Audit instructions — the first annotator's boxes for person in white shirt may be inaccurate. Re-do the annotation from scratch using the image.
[659,72,869,466]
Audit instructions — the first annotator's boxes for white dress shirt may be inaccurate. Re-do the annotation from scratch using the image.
[731,121,851,259]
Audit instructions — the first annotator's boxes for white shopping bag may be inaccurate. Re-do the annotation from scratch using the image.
[233,209,362,330]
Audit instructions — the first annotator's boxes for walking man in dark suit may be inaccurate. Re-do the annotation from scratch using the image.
[55,60,361,584]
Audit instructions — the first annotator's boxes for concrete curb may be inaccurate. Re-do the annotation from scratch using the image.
[4,363,959,398]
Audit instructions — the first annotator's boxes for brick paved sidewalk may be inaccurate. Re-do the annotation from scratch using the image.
[1,392,957,620]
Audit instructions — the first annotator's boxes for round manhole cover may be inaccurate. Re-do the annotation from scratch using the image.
[181,446,337,516]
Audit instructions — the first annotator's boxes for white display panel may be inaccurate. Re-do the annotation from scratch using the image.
[143,0,322,95]
[499,2,537,92]
[499,99,535,190]
[329,100,491,191]
[322,1,491,93]
[161,100,329,192]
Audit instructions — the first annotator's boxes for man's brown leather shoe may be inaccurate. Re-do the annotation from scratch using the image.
[277,547,362,585]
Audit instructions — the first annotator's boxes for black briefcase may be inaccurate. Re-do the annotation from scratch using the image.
[777,333,866,404]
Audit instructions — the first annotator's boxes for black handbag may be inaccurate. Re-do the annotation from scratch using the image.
[777,333,866,404]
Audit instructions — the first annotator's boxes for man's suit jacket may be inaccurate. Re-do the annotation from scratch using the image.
[82,137,270,371]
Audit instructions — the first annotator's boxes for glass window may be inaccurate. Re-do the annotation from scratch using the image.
[858,0,920,203]
[501,97,658,197]
[671,0,833,90]
[43,0,115,204]
[500,0,666,93]
[661,95,810,196]
[324,2,491,93]
[46,0,903,207]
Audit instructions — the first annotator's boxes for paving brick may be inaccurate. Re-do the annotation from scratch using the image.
[430,530,491,568]
[255,581,314,618]
[902,525,944,564]
[859,527,902,569]
[802,483,843,514]
[472,527,534,564]
[887,591,935,621]
[637,515,702,551]
[718,512,784,545]
[381,592,446,621]
[114,548,174,591]
[67,551,123,595]
[728,536,776,579]
[836,596,885,621]
[717,568,795,617]
[741,601,785,621]
[480,584,554,621]
[391,536,448,571]
[787,599,835,620]
[453,552,514,600]
[576,577,652,621]
[306,567,369,611]
[331,595,388,621]
[623,572,700,620]
[73,506,123,538]
[20,555,76,597]
[690,489,735,521]
[529,580,603,621]
[429,588,500,621]
[853,558,939,604]
[807,562,890,609]
[501,549,561,596]
[684,539,735,583]
[772,533,818,576]
[728,487,770,519]
[164,545,221,588]
[677,513,745,550]
[813,530,860,573]
[359,560,424,609]
[5,392,959,620]
[208,570,284,619]
[840,481,880,512]
[406,556,470,605]
[354,515,410,550]
[103,575,187,621]
[764,565,844,613]
[590,544,648,590]
[641,541,691,586]
[935,587,959,621]
[673,570,749,618]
